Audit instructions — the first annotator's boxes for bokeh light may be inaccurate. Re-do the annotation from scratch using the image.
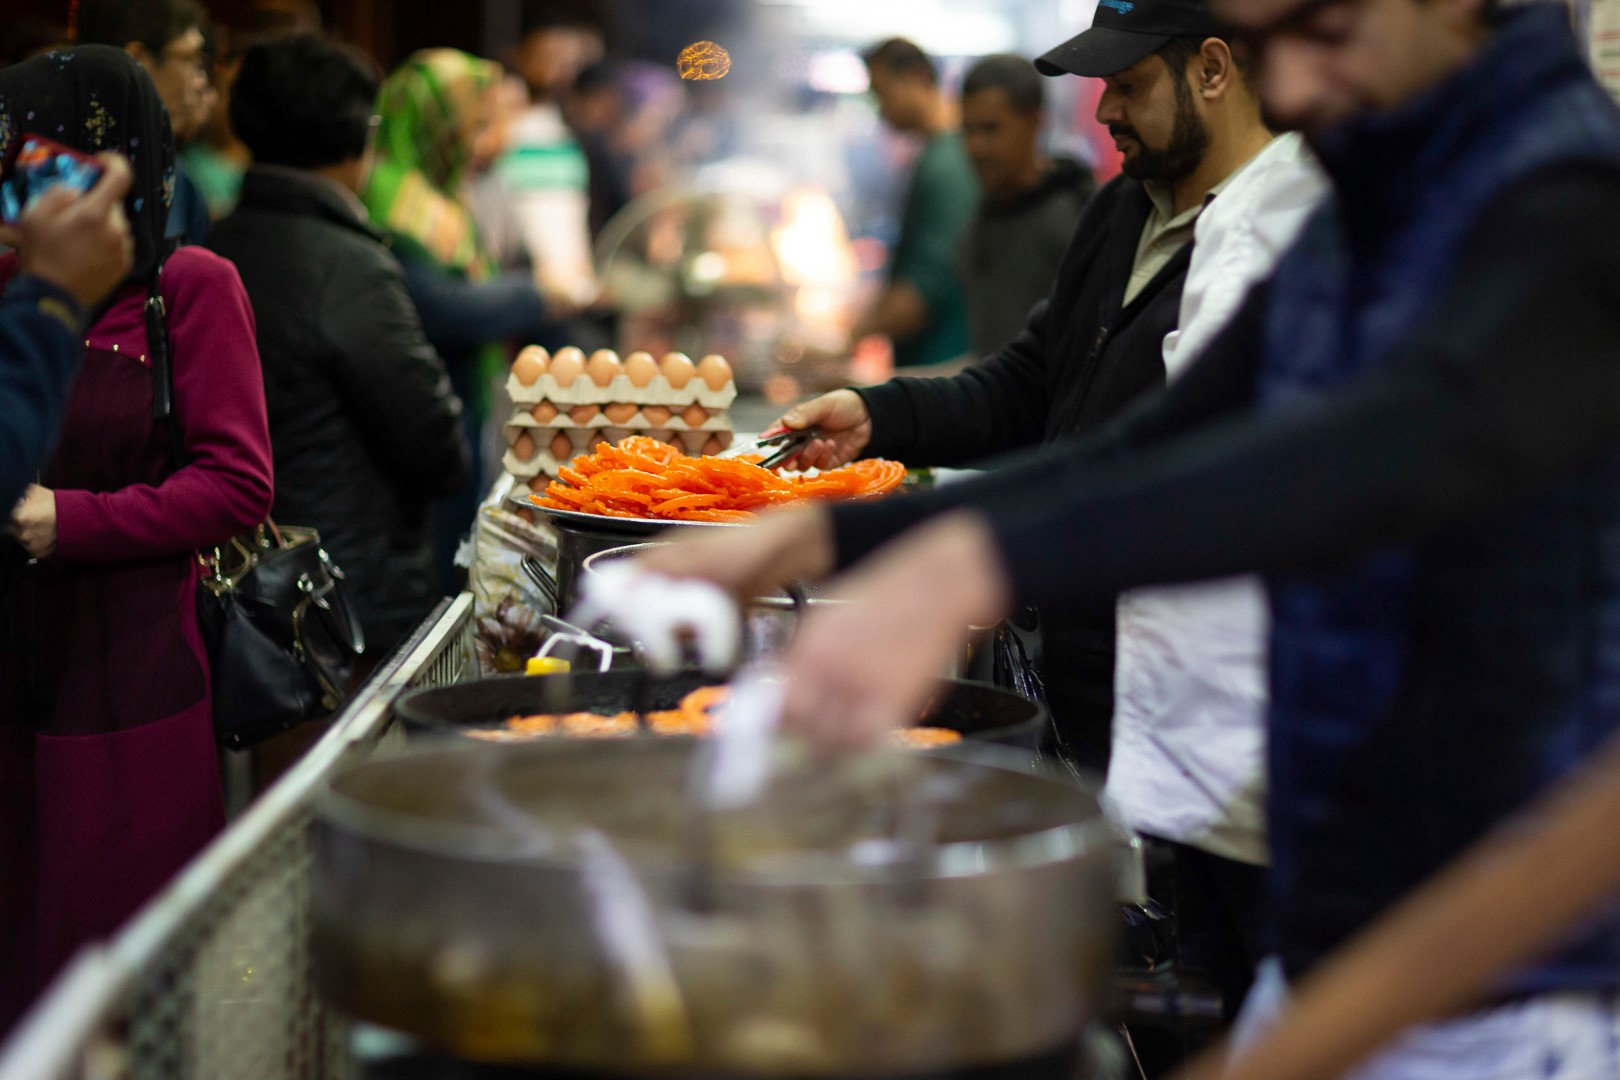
[677,41,732,81]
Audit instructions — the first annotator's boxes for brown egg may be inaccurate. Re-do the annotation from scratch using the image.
[512,432,537,460]
[550,432,574,459]
[701,435,725,456]
[531,400,559,424]
[603,403,640,424]
[586,349,622,387]
[549,346,586,387]
[660,351,696,389]
[512,345,549,386]
[697,353,733,392]
[624,351,658,388]
[569,404,601,424]
[640,405,672,427]
[681,403,709,428]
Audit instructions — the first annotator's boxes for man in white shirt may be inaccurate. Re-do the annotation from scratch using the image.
[1110,130,1326,1019]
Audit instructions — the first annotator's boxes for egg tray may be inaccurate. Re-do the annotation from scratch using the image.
[503,407,734,435]
[505,372,738,410]
[503,427,735,480]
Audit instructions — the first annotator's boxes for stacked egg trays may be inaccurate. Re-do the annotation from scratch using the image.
[503,345,739,500]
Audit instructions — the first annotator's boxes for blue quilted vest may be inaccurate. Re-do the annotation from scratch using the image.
[1260,4,1620,990]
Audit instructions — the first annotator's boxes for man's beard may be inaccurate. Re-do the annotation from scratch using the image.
[1115,74,1211,184]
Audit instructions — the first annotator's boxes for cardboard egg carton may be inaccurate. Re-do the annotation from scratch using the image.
[504,426,735,481]
[507,371,737,410]
[504,402,735,434]
[506,347,738,410]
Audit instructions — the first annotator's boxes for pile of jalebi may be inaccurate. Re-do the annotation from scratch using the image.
[531,435,907,522]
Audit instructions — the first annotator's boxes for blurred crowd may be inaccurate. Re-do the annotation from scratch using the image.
[0,0,1102,1038]
[13,0,1620,1077]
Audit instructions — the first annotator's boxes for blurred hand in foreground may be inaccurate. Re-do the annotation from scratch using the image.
[774,389,873,471]
[0,153,133,311]
[773,511,1010,752]
[637,504,837,603]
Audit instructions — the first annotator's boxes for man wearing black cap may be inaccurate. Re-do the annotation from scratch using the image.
[775,0,1275,773]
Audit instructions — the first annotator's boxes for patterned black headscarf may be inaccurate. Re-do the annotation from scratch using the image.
[0,46,175,283]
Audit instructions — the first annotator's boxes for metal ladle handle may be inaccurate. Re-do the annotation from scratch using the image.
[536,630,615,673]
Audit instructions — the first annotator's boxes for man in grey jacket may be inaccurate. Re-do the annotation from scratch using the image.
[958,54,1096,358]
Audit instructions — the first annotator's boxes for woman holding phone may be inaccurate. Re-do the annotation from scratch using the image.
[0,47,272,1027]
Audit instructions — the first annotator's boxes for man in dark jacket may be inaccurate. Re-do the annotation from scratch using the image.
[780,0,1275,768]
[651,0,1620,1072]
[208,34,470,655]
[958,54,1095,358]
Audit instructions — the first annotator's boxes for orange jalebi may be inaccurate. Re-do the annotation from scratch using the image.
[531,436,906,522]
[464,683,963,748]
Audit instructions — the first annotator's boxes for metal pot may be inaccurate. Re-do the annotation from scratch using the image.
[312,740,1117,1077]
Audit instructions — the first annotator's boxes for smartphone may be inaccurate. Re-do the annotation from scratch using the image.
[0,135,106,225]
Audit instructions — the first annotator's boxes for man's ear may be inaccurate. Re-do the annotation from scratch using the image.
[1198,37,1237,99]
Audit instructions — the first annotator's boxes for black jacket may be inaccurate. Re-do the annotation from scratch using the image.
[208,167,470,652]
[858,174,1193,769]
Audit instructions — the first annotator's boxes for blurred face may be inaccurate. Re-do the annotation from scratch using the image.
[460,85,497,164]
[1215,0,1486,135]
[569,86,623,134]
[517,27,603,99]
[472,79,524,170]
[1096,51,1211,184]
[866,66,930,133]
[133,26,209,141]
[962,87,1042,199]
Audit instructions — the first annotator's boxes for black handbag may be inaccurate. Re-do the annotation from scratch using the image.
[147,259,365,748]
[194,524,365,747]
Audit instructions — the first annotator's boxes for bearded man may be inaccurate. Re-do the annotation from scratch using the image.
[775,0,1277,772]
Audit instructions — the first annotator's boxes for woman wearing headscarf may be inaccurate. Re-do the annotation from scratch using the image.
[363,49,559,595]
[0,47,273,1026]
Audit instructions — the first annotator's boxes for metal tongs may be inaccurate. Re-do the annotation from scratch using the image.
[722,426,818,470]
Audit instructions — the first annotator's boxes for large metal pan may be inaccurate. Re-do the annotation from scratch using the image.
[393,671,1047,753]
[313,738,1117,1077]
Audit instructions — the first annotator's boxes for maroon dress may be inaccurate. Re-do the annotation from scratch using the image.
[0,247,273,1026]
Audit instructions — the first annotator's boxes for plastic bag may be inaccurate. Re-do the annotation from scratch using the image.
[468,474,559,673]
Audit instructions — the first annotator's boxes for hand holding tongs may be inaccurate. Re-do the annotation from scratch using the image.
[722,425,818,470]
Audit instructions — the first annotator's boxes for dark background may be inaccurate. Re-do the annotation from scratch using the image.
[5,0,749,73]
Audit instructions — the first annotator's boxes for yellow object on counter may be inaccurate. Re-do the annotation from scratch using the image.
[526,656,571,676]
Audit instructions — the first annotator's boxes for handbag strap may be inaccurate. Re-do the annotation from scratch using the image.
[147,245,187,473]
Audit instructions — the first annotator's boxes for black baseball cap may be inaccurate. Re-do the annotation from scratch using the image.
[1036,0,1223,79]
